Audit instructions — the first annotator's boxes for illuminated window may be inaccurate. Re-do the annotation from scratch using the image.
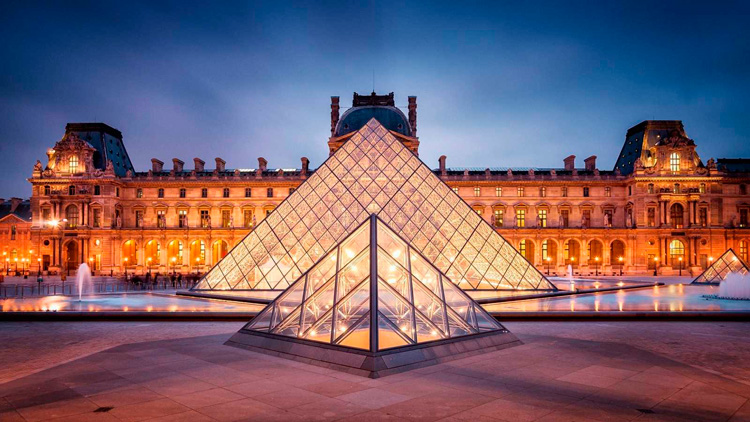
[699,183,706,194]
[648,208,656,227]
[69,156,79,173]
[222,210,231,227]
[604,210,613,227]
[605,187,611,197]
[495,187,502,197]
[670,152,680,172]
[538,209,547,227]
[539,187,546,197]
[136,188,143,198]
[674,183,680,194]
[157,210,166,228]
[178,210,188,228]
[562,186,568,197]
[200,210,210,228]
[671,204,684,228]
[452,187,459,194]
[243,209,254,228]
[560,210,569,228]
[65,205,78,228]
[223,188,230,198]
[474,187,481,196]
[699,208,707,227]
[516,208,526,227]
[493,209,503,227]
[473,207,483,215]
[519,240,527,258]
[740,240,748,262]
[740,209,748,228]
[669,239,685,265]
[179,188,186,198]
[517,187,524,197]
[648,183,654,194]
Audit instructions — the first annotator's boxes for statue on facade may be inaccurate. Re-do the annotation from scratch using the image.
[229,216,234,228]
[125,169,133,178]
[558,214,564,227]
[550,169,557,177]
[34,160,43,172]
[506,168,513,177]
[105,160,115,176]
[604,212,611,227]
[116,214,122,228]
[626,211,633,228]
[536,213,541,227]
[206,215,212,229]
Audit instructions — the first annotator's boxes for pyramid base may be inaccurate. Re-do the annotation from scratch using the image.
[225,329,522,378]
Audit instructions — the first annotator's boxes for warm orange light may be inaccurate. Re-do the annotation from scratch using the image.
[618,256,623,262]
[595,257,599,262]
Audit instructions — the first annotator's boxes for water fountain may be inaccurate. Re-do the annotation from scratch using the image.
[717,272,750,300]
[76,263,91,301]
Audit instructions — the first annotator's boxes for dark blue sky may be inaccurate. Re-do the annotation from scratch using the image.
[1,1,749,198]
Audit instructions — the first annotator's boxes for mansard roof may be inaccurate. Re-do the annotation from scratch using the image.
[0,199,32,222]
[65,122,135,177]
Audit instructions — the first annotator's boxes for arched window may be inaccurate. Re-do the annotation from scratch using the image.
[190,240,206,266]
[564,240,580,266]
[519,240,535,264]
[167,240,183,271]
[587,240,603,265]
[65,205,78,228]
[145,240,160,267]
[212,240,228,263]
[670,152,680,172]
[610,240,626,264]
[670,204,684,228]
[122,240,137,266]
[542,240,557,264]
[669,240,685,266]
[69,156,79,173]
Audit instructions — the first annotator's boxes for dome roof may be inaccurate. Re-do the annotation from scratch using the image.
[334,106,412,137]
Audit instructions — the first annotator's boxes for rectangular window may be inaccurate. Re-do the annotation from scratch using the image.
[41,208,51,222]
[223,188,230,198]
[538,209,547,227]
[648,184,654,194]
[648,208,656,227]
[69,156,79,173]
[178,210,188,228]
[200,210,210,228]
[266,188,273,198]
[517,187,524,197]
[201,188,208,198]
[116,187,120,197]
[670,153,680,172]
[605,187,611,197]
[582,210,591,227]
[158,188,164,198]
[10,225,16,240]
[93,209,101,228]
[699,183,706,194]
[495,187,502,197]
[699,208,707,227]
[245,188,252,198]
[44,185,51,195]
[179,188,186,198]
[561,210,569,228]
[740,209,749,228]
[474,187,481,197]
[539,187,546,197]
[135,210,143,228]
[157,210,166,228]
[136,188,143,198]
[222,210,231,228]
[562,186,568,197]
[493,209,503,227]
[516,209,526,228]
[583,187,590,197]
[94,185,100,195]
[244,209,254,228]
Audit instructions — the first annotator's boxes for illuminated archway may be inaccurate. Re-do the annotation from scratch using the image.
[519,239,535,265]
[167,240,183,271]
[587,240,603,265]
[610,240,626,265]
[212,240,229,264]
[564,240,580,266]
[541,239,557,265]
[145,240,160,268]
[190,240,206,268]
[122,240,137,267]
[669,239,685,266]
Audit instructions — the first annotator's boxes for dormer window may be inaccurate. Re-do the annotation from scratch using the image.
[69,156,79,173]
[670,152,680,172]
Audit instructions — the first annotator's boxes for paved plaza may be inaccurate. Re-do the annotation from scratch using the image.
[1,320,749,421]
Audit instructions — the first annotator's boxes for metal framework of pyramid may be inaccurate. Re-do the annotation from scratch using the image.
[692,249,750,284]
[194,118,555,293]
[226,215,520,377]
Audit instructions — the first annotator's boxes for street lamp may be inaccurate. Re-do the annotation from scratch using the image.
[88,256,94,276]
[124,257,129,279]
[195,257,200,275]
[14,257,18,274]
[678,256,683,276]
[545,257,551,275]
[654,256,659,276]
[594,256,600,277]
[618,256,623,276]
[171,257,177,274]
[147,257,152,276]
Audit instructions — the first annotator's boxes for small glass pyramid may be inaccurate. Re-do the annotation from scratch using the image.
[692,249,750,284]
[193,118,555,292]
[244,215,505,351]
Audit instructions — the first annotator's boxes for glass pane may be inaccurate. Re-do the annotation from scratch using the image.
[377,248,411,300]
[335,278,370,337]
[377,279,414,342]
[442,277,473,321]
[276,281,305,323]
[415,311,445,343]
[246,305,274,332]
[337,250,370,300]
[273,307,301,337]
[306,251,337,296]
[303,311,333,344]
[301,278,336,335]
[474,304,501,331]
[339,221,371,267]
[410,250,441,297]
[377,312,410,350]
[377,220,408,268]
[412,280,447,337]
[336,312,370,350]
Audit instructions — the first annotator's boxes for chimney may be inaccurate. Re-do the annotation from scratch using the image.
[408,96,417,136]
[584,155,597,171]
[439,155,447,177]
[193,158,205,172]
[215,157,225,172]
[172,158,184,172]
[301,157,309,176]
[330,96,340,135]
[151,158,164,173]
[10,197,23,213]
[564,155,576,171]
[258,157,267,172]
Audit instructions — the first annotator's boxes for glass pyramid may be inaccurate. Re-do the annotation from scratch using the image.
[244,215,505,351]
[692,249,750,284]
[193,118,555,292]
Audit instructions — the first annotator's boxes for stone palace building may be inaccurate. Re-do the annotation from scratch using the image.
[14,92,750,277]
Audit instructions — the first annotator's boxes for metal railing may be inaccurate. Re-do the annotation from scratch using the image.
[0,279,199,299]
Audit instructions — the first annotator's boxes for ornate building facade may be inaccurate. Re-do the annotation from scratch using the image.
[23,93,750,277]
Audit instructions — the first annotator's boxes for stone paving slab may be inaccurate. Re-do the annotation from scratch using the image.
[0,321,749,421]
